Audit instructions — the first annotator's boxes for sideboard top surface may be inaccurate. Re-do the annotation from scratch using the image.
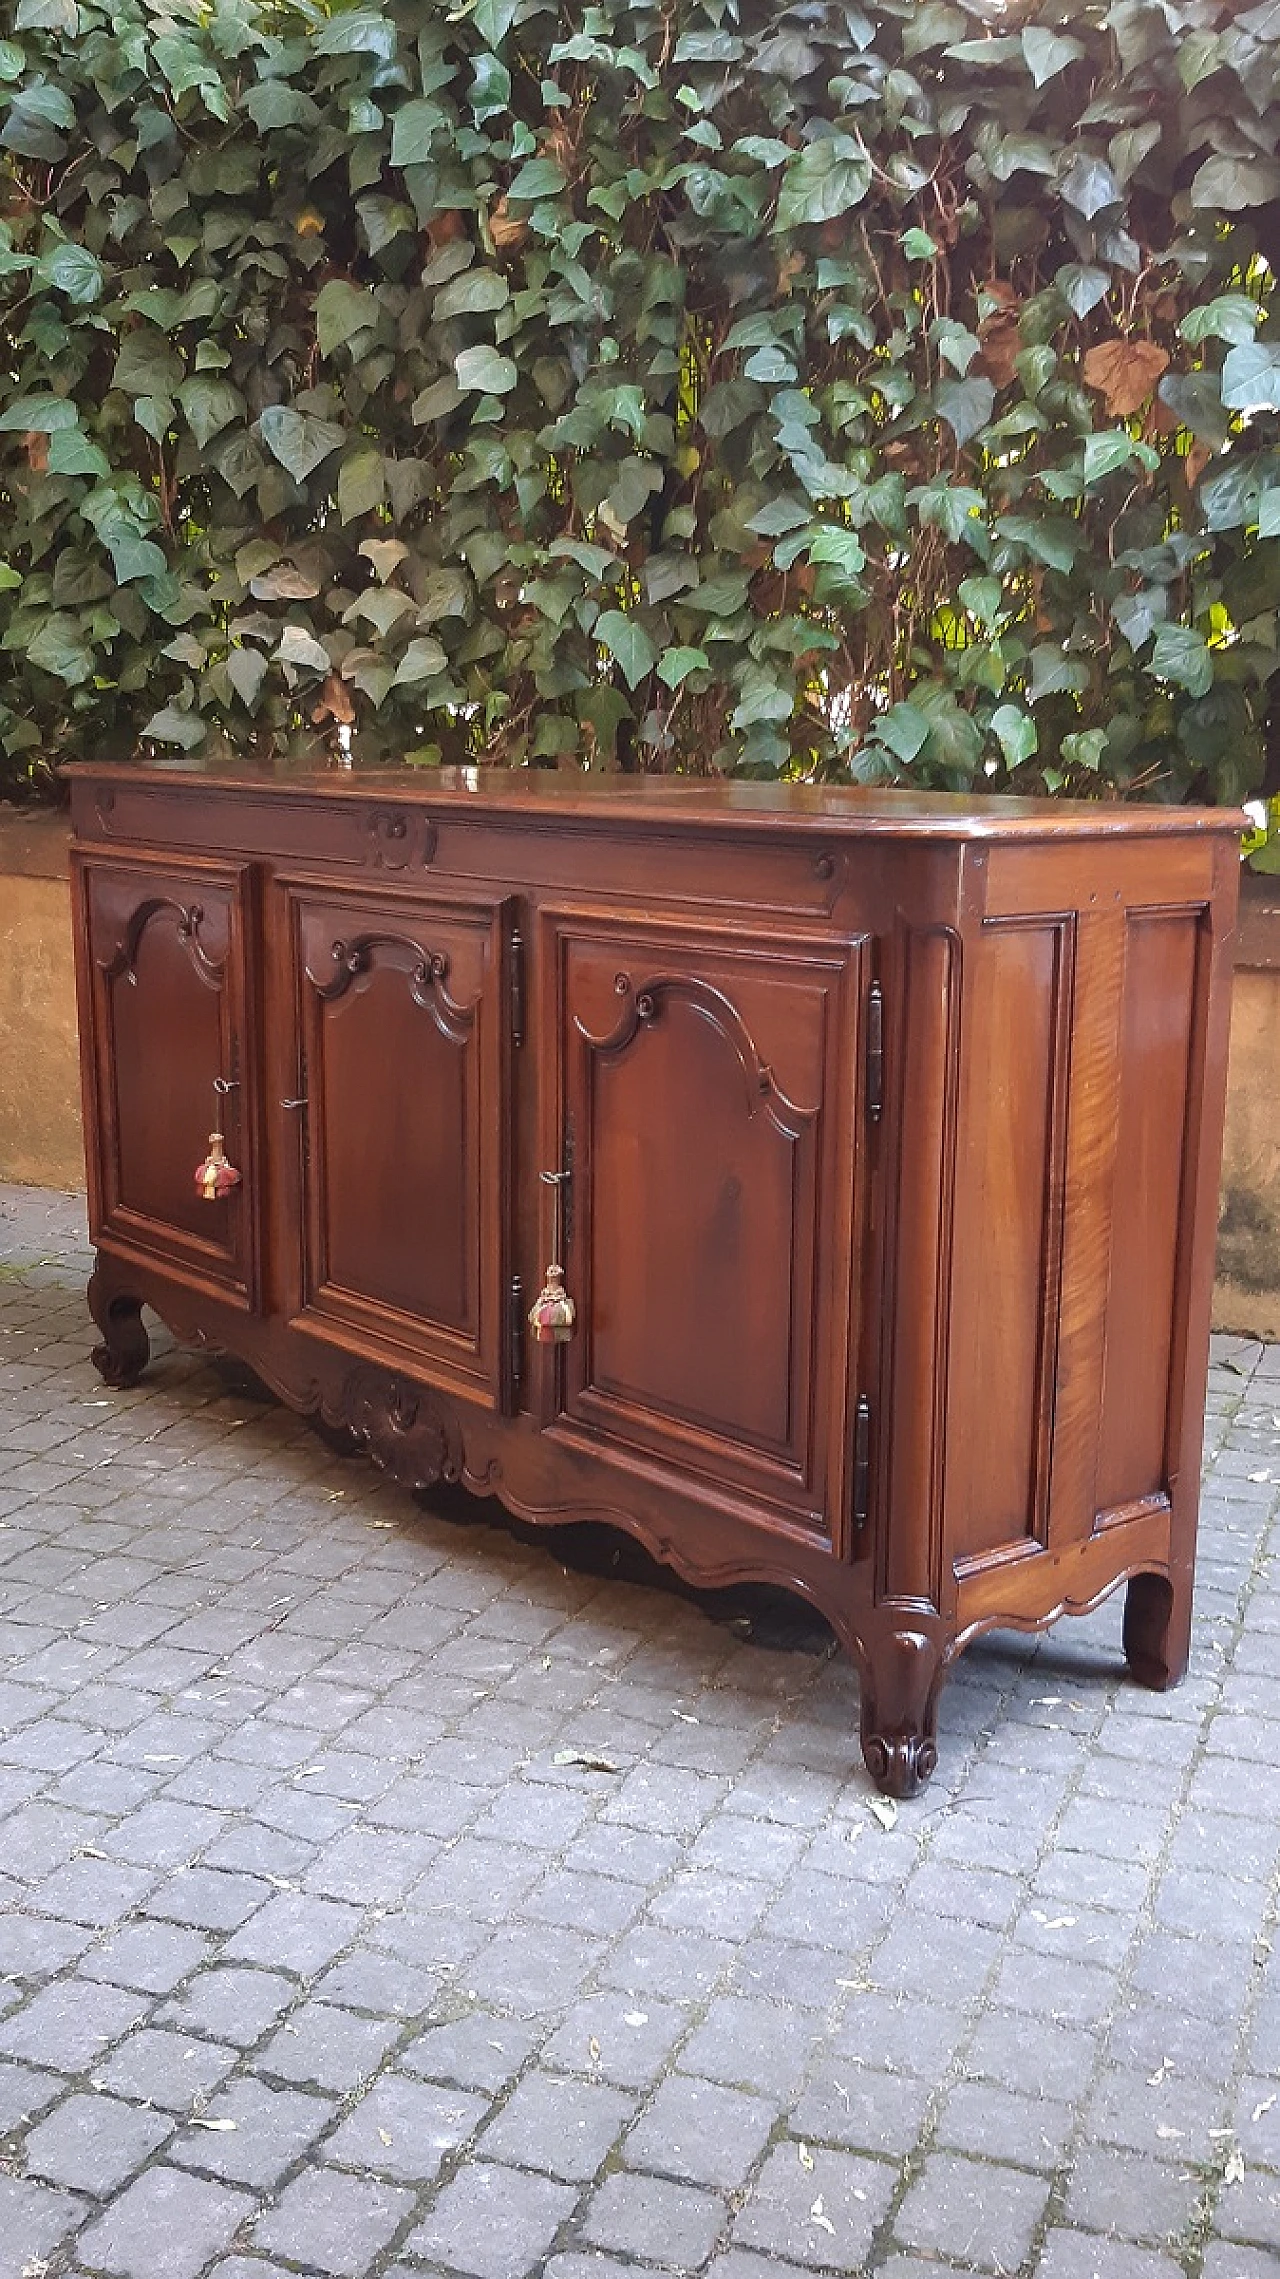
[69,759,1244,846]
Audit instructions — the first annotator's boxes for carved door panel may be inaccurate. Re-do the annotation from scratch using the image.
[544,914,867,1535]
[277,881,515,1409]
[75,852,258,1303]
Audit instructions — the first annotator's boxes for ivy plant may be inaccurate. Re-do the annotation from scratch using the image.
[2,0,1280,806]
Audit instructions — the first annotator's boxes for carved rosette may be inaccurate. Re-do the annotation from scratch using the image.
[324,1365,463,1492]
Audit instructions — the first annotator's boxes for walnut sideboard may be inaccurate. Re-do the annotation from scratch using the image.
[68,763,1241,1795]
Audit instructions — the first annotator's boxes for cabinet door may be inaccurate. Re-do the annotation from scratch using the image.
[75,852,258,1303]
[544,913,867,1534]
[278,880,514,1408]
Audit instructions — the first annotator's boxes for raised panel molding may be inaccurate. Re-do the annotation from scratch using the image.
[305,929,479,1048]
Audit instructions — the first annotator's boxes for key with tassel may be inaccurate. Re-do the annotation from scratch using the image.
[195,1075,242,1202]
[529,1167,575,1344]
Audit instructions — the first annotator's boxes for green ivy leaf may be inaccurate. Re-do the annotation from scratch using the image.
[112,334,185,397]
[596,610,656,687]
[258,405,346,479]
[873,701,930,762]
[434,269,510,319]
[394,636,449,684]
[27,612,93,684]
[315,279,380,356]
[390,99,444,168]
[0,394,77,432]
[226,645,268,709]
[991,703,1038,764]
[1022,27,1084,83]
[657,646,709,689]
[1150,622,1214,697]
[508,156,567,201]
[1081,430,1139,484]
[1190,153,1280,211]
[1221,343,1280,414]
[1179,294,1263,347]
[935,377,995,448]
[454,346,518,395]
[775,135,871,231]
[178,376,243,449]
[36,239,102,303]
[807,526,866,574]
[141,702,206,745]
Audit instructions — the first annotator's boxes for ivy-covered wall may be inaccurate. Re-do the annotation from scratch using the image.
[2,0,1279,802]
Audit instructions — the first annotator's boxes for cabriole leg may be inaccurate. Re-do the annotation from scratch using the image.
[858,1623,944,1799]
[1123,1569,1191,1692]
[88,1273,151,1390]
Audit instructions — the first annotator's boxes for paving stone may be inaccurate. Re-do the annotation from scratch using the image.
[0,1915,93,1979]
[97,2027,239,2113]
[600,1925,734,2005]
[934,2079,1074,2171]
[78,2166,254,2279]
[1036,2234,1189,2279]
[255,1999,401,2089]
[312,1948,441,2019]
[545,2258,667,2279]
[676,1996,818,2099]
[541,1995,691,2090]
[80,1921,211,1996]
[0,2058,62,2133]
[223,1890,361,1975]
[26,1856,160,1928]
[324,2072,488,2184]
[582,2170,727,2268]
[404,2161,577,2279]
[160,1966,295,2049]
[252,2168,413,2277]
[144,1867,272,1933]
[0,1978,148,2071]
[623,2073,773,2190]
[401,2011,536,2094]
[1062,2145,1203,2246]
[170,2077,336,2188]
[893,2151,1051,2269]
[480,2070,634,2183]
[463,1921,605,2016]
[731,2141,896,2269]
[25,2090,173,2196]
[791,2064,933,2159]
[0,2172,87,2279]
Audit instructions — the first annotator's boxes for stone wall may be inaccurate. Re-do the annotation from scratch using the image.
[0,814,82,1191]
[1215,875,1280,1342]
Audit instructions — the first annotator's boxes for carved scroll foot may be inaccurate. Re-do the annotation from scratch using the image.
[1123,1570,1191,1693]
[859,1624,943,1798]
[88,1276,151,1390]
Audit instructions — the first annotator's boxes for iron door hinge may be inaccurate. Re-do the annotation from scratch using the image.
[509,1273,526,1394]
[852,1394,872,1534]
[510,924,525,1048]
[866,978,883,1124]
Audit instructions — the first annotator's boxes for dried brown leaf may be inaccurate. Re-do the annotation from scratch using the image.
[1082,338,1170,416]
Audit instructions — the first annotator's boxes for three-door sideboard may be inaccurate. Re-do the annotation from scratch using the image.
[68,762,1241,1794]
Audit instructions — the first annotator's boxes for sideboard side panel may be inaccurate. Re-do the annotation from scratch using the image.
[880,921,960,1608]
[1095,907,1203,1513]
[943,913,1071,1569]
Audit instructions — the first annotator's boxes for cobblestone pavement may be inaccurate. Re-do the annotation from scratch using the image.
[0,1181,1278,2279]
